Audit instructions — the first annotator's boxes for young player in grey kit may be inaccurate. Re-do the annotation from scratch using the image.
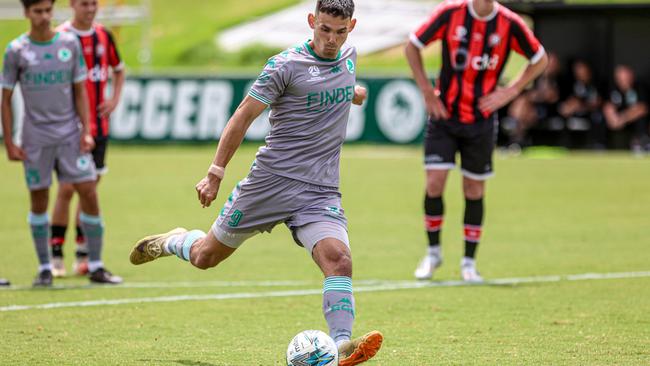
[129,1,382,365]
[1,0,121,286]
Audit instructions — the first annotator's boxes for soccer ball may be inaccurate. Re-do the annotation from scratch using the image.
[286,330,339,366]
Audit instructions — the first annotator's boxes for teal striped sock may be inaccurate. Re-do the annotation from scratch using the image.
[323,276,355,343]
[323,276,353,294]
[166,230,206,262]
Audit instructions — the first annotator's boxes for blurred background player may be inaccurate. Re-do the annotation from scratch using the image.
[49,0,125,277]
[603,64,649,152]
[129,1,382,364]
[2,0,121,286]
[558,59,605,148]
[503,52,562,149]
[405,0,548,281]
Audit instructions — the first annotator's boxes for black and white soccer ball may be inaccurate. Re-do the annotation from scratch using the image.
[286,330,338,366]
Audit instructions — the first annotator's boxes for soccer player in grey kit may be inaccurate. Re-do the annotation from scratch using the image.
[2,0,121,286]
[129,1,382,364]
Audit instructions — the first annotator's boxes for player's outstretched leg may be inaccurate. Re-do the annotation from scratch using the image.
[130,228,190,264]
[131,229,236,270]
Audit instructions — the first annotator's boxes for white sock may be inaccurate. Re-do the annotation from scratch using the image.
[427,246,441,257]
[39,263,53,272]
[88,260,104,273]
[461,257,475,267]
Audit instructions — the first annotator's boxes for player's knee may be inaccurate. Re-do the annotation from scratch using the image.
[58,184,75,201]
[77,186,98,204]
[426,181,445,197]
[463,180,484,200]
[329,249,352,277]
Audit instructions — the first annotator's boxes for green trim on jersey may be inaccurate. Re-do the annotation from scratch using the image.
[248,90,272,105]
[27,32,60,46]
[303,41,341,62]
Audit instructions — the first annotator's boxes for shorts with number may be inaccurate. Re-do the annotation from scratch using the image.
[424,117,497,180]
[212,165,347,248]
[22,134,97,191]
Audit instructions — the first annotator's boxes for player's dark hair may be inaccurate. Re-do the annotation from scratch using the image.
[21,0,55,9]
[316,0,355,19]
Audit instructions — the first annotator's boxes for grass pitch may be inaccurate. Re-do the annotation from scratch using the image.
[0,145,649,365]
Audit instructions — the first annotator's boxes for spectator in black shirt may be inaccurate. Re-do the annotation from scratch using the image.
[603,65,649,151]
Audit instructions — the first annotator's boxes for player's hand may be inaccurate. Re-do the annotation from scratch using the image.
[352,85,367,105]
[478,86,519,114]
[80,133,95,153]
[424,88,449,120]
[422,89,449,121]
[5,143,26,161]
[98,99,118,118]
[195,175,221,208]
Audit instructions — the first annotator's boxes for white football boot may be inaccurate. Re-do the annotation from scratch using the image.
[414,248,443,280]
[460,257,483,283]
[51,257,67,278]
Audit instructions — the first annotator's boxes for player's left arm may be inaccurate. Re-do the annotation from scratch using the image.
[617,102,648,125]
[195,96,267,208]
[73,81,95,153]
[479,15,549,114]
[99,30,125,117]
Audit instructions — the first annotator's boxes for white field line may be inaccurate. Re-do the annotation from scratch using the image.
[0,279,395,291]
[1,271,648,312]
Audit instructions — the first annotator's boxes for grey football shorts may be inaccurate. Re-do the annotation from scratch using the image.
[22,134,97,191]
[212,165,349,252]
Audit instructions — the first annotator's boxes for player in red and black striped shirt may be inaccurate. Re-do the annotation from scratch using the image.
[406,0,548,281]
[49,0,125,280]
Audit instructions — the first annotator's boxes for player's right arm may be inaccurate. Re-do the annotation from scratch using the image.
[195,96,267,208]
[405,2,454,120]
[2,43,26,161]
[1,89,25,161]
[196,53,291,208]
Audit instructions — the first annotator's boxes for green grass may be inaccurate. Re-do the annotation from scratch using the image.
[0,145,649,365]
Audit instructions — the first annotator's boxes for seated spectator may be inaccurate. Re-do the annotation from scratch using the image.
[603,65,649,151]
[559,60,605,147]
[504,53,562,148]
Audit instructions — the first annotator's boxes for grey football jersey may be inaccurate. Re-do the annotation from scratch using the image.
[2,32,87,147]
[248,41,357,188]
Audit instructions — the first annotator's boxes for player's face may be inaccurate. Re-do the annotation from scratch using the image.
[71,0,98,24]
[614,66,634,91]
[25,1,54,30]
[308,12,356,59]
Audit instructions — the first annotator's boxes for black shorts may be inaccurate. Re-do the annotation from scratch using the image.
[92,137,109,175]
[424,117,497,180]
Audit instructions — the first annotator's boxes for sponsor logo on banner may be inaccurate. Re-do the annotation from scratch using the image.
[375,80,426,143]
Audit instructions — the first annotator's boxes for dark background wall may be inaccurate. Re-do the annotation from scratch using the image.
[505,2,650,89]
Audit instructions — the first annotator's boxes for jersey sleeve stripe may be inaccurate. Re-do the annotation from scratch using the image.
[248,90,272,105]
[74,74,88,83]
[1,83,15,91]
[529,45,546,64]
[409,32,426,49]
